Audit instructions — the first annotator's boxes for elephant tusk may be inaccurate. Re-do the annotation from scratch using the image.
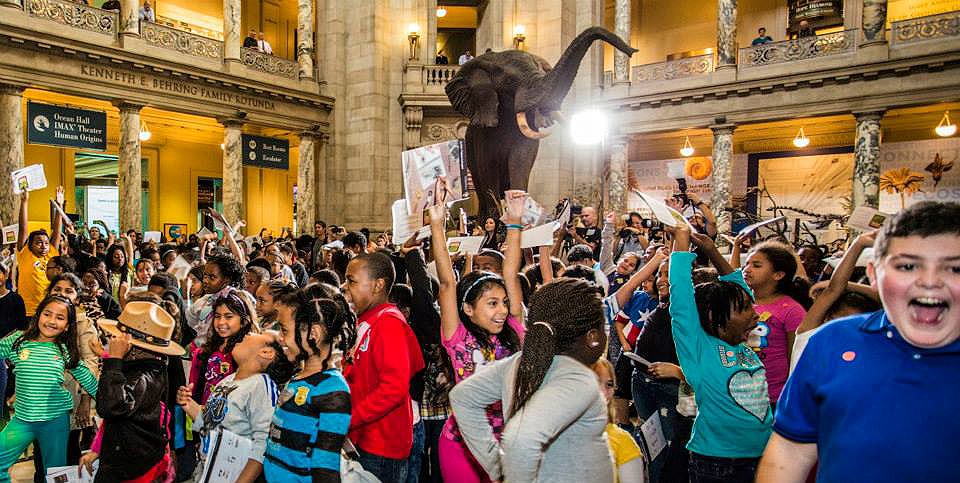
[516,111,551,140]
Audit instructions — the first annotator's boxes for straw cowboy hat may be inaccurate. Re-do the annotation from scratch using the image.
[98,301,185,356]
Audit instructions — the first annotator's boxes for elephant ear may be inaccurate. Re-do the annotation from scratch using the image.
[445,63,500,128]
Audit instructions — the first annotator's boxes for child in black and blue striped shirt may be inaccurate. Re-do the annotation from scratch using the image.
[264,284,357,482]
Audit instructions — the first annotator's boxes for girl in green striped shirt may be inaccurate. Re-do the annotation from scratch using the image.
[0,295,99,481]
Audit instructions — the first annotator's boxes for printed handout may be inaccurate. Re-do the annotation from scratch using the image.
[12,164,47,194]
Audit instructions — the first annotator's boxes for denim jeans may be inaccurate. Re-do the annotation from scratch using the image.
[632,370,680,483]
[406,421,425,483]
[688,452,759,483]
[357,446,409,483]
[420,418,446,483]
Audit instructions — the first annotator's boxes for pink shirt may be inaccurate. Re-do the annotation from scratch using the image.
[189,348,236,404]
[749,296,805,402]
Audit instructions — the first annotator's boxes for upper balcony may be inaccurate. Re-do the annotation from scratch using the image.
[2,0,316,94]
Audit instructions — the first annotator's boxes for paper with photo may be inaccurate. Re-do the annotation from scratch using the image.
[447,236,484,255]
[639,411,667,461]
[847,206,891,232]
[167,255,192,279]
[402,140,468,215]
[738,216,786,236]
[143,231,162,244]
[555,199,572,226]
[502,194,547,227]
[634,190,694,230]
[199,428,252,483]
[12,164,47,194]
[197,227,214,239]
[45,461,98,483]
[521,221,561,249]
[2,224,17,245]
[205,208,235,236]
[392,199,430,243]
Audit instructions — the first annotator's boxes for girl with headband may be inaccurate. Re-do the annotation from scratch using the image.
[428,190,527,483]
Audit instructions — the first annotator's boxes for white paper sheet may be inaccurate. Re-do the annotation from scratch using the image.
[45,461,97,483]
[621,351,652,368]
[199,428,253,483]
[521,221,561,249]
[447,236,484,255]
[144,231,162,243]
[634,191,695,230]
[167,255,192,279]
[12,164,47,194]
[824,247,875,269]
[738,216,786,236]
[639,411,667,461]
[392,199,430,243]
[847,206,891,232]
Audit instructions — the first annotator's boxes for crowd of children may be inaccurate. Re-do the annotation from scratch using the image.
[1,181,957,483]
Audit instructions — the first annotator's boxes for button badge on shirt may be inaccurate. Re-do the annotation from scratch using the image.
[19,349,30,361]
[294,386,309,405]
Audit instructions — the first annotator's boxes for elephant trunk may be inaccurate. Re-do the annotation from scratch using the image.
[519,27,637,112]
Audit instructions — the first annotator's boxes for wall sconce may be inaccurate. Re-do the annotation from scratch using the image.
[936,111,957,137]
[407,23,421,61]
[139,120,151,142]
[513,24,526,50]
[793,127,810,148]
[436,7,447,18]
[680,136,694,157]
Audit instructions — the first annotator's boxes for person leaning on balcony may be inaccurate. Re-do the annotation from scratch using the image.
[797,20,816,38]
[458,50,473,65]
[243,29,258,49]
[752,27,774,45]
[257,32,273,55]
[101,0,120,11]
[139,0,155,22]
[436,49,449,65]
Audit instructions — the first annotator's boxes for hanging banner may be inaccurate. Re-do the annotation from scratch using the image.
[27,101,107,151]
[241,134,289,170]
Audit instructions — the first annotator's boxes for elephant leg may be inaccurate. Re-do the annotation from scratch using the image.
[507,138,540,191]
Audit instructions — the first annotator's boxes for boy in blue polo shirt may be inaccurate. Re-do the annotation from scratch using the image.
[758,201,960,482]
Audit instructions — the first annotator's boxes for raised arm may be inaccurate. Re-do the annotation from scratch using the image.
[223,220,247,265]
[119,233,134,267]
[797,231,876,334]
[597,211,617,274]
[613,248,668,310]
[730,232,749,269]
[691,232,735,275]
[50,186,65,250]
[403,237,442,346]
[17,189,28,251]
[538,245,554,285]
[502,190,526,319]
[428,202,461,341]
[689,192,717,238]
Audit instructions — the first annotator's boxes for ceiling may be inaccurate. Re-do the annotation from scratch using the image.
[438,6,477,29]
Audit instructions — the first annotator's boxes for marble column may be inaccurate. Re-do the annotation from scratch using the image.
[0,84,25,228]
[297,0,314,79]
[115,102,143,232]
[0,0,23,9]
[221,119,244,225]
[607,137,629,214]
[223,0,242,62]
[853,111,884,209]
[426,0,438,64]
[614,0,631,84]
[711,124,736,234]
[716,0,738,68]
[861,0,888,45]
[119,0,140,37]
[296,130,319,235]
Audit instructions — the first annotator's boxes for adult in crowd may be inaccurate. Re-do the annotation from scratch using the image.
[257,32,273,54]
[139,0,155,22]
[752,27,773,45]
[458,50,474,65]
[243,29,258,48]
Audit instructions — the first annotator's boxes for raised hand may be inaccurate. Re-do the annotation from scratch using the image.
[690,231,716,252]
[176,384,195,406]
[504,189,527,223]
[55,185,65,206]
[604,210,616,225]
[107,333,132,359]
[427,202,447,227]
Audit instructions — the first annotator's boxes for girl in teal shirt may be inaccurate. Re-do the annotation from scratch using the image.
[0,295,99,481]
[667,226,772,483]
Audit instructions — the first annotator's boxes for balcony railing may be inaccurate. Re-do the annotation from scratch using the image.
[27,0,118,36]
[423,65,459,88]
[891,10,960,45]
[740,29,856,67]
[632,53,714,82]
[241,47,299,79]
[141,21,222,60]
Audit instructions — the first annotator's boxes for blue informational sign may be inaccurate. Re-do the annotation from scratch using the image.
[27,101,107,151]
[241,134,289,170]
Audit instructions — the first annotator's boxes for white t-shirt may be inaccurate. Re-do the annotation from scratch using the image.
[789,326,823,375]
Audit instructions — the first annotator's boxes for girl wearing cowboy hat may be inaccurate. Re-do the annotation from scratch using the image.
[82,300,186,482]
[0,295,98,480]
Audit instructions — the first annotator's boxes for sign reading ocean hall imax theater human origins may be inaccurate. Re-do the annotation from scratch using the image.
[242,134,289,170]
[27,101,107,151]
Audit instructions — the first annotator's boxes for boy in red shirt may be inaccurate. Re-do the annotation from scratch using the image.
[342,252,425,483]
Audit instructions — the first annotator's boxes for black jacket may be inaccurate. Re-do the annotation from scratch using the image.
[95,357,169,482]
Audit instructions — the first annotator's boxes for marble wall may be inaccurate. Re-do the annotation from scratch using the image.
[853,111,883,208]
[717,0,739,67]
[116,102,143,232]
[711,125,735,233]
[0,85,24,228]
[221,120,243,224]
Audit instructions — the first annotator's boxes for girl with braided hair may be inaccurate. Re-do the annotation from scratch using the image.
[428,191,527,483]
[449,277,613,483]
[263,285,357,481]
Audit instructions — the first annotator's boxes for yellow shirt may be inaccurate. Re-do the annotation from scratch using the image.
[17,245,58,316]
[606,423,643,482]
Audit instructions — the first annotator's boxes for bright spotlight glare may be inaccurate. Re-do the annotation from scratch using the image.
[570,110,607,145]
[139,130,151,142]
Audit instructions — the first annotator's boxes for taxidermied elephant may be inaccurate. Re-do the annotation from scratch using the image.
[446,27,637,218]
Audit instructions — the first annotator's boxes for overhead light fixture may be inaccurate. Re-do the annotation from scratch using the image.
[793,127,810,148]
[680,136,694,157]
[936,111,957,137]
[513,24,526,50]
[220,143,225,150]
[570,109,608,146]
[407,23,421,61]
[436,7,447,18]
[139,120,151,142]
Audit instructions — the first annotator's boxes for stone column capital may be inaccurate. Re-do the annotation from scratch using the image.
[853,110,885,122]
[218,117,245,129]
[299,129,322,141]
[112,100,145,112]
[0,83,28,96]
[710,123,737,136]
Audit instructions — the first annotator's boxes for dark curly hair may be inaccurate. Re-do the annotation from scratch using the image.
[289,283,358,370]
[206,254,246,289]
